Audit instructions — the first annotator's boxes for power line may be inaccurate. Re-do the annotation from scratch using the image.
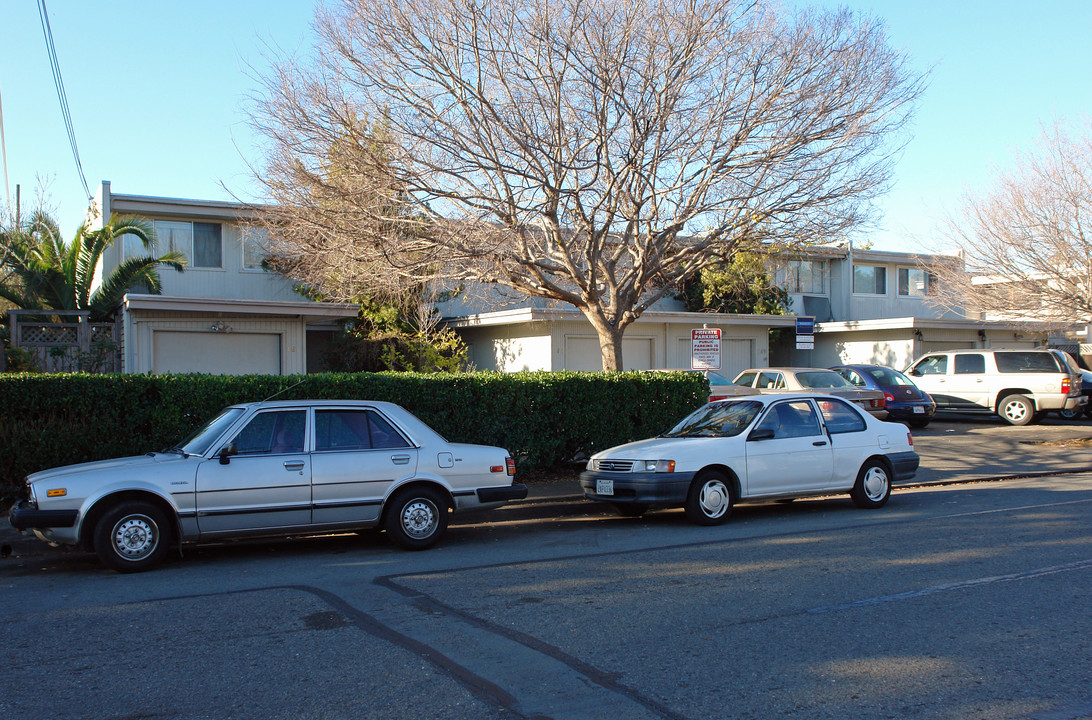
[37,0,91,203]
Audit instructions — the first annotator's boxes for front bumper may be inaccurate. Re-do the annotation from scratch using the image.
[887,451,920,482]
[579,470,697,505]
[9,500,78,531]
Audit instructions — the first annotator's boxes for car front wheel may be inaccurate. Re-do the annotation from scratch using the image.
[93,501,171,573]
[998,394,1035,426]
[384,486,449,550]
[684,471,734,525]
[850,459,891,509]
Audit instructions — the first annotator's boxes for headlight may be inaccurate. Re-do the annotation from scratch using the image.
[643,460,676,473]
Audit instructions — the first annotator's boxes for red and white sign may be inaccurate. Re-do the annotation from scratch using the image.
[691,328,722,370]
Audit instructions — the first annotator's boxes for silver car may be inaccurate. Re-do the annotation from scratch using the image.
[9,400,526,572]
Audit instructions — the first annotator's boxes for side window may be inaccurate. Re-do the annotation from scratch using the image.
[914,355,947,375]
[231,410,306,455]
[834,368,863,386]
[753,401,822,439]
[817,399,867,434]
[734,372,758,388]
[314,410,410,451]
[757,372,783,389]
[954,354,985,374]
[995,352,1061,373]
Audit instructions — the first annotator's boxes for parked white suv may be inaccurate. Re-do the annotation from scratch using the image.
[905,349,1085,425]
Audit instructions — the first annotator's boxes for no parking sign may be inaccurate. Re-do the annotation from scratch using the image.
[691,328,721,370]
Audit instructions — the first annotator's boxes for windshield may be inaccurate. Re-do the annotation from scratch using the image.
[795,371,853,389]
[176,407,247,456]
[662,400,764,438]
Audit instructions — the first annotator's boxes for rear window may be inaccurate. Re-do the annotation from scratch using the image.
[994,352,1062,373]
[795,371,852,389]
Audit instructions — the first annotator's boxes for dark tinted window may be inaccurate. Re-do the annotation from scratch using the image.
[995,352,1061,373]
[954,354,985,374]
[315,409,409,451]
[232,410,306,455]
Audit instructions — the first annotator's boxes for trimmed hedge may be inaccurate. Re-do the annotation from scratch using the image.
[0,371,707,501]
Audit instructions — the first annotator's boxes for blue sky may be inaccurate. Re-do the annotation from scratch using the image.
[2,1,1090,254]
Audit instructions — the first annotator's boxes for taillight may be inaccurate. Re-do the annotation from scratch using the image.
[871,396,885,408]
[907,431,914,447]
[709,395,728,402]
[1063,377,1072,394]
[506,457,516,476]
[884,393,895,403]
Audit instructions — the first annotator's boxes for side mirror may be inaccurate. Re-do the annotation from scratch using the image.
[908,368,920,377]
[748,428,775,441]
[219,444,238,465]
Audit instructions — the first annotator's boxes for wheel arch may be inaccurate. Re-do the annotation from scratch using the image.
[80,490,180,551]
[380,479,454,524]
[694,464,742,500]
[994,388,1036,411]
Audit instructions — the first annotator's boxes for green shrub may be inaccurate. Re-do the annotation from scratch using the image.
[0,371,706,502]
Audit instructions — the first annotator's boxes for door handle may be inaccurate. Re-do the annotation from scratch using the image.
[391,454,411,465]
[283,461,305,470]
[812,441,827,446]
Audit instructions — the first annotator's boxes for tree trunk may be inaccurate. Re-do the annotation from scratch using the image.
[583,312,626,371]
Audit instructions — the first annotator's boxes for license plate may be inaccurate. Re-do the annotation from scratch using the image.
[596,478,614,496]
[913,406,925,414]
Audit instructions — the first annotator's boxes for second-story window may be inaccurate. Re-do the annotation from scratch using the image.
[771,259,828,294]
[242,227,269,270]
[191,222,222,268]
[898,267,935,297]
[853,264,886,295]
[130,220,223,268]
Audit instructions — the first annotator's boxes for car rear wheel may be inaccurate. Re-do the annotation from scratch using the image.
[850,459,891,509]
[998,394,1035,426]
[384,486,449,550]
[684,471,734,525]
[93,501,171,573]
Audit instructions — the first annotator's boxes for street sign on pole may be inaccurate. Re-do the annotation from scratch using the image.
[795,315,815,351]
[691,328,721,370]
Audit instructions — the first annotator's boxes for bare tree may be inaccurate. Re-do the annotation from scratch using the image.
[247,0,924,370]
[930,120,1092,329]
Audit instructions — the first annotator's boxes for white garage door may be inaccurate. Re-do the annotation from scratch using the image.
[565,336,653,371]
[153,332,282,375]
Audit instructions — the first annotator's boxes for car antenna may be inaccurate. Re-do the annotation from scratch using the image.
[259,376,308,406]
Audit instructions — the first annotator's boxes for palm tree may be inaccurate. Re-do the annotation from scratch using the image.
[0,211,185,321]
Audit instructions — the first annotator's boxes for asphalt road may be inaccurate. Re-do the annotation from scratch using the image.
[4,415,1092,720]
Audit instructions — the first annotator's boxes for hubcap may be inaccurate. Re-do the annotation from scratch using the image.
[1004,400,1027,422]
[401,500,438,539]
[112,514,158,560]
[862,467,889,501]
[698,480,730,518]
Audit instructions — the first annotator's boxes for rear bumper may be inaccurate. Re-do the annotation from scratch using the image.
[887,451,920,482]
[476,484,528,504]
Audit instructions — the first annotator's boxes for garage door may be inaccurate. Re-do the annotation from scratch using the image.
[153,332,281,375]
[565,336,653,371]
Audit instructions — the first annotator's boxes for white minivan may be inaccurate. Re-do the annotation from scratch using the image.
[905,349,1085,426]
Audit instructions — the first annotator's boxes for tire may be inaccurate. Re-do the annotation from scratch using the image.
[384,486,449,550]
[612,503,649,518]
[684,471,734,525]
[1058,406,1084,421]
[93,501,171,573]
[850,459,891,509]
[908,417,930,429]
[998,394,1035,426]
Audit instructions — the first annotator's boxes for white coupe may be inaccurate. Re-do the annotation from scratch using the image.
[580,393,919,524]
